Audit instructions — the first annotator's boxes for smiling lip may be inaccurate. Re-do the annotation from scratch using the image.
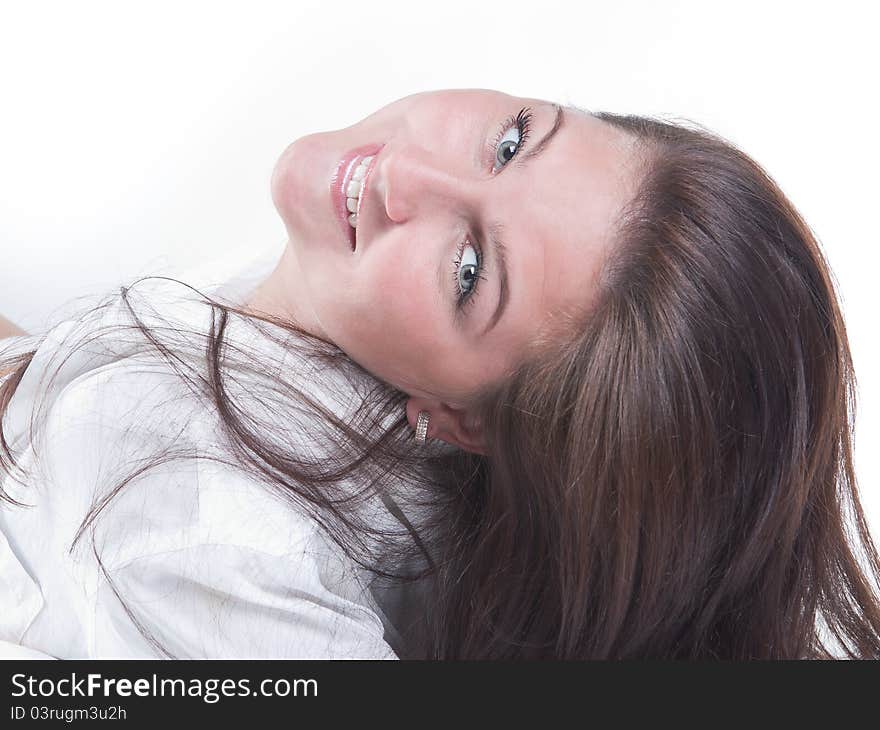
[331,143,384,251]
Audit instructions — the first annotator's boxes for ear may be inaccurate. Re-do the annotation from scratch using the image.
[406,398,486,457]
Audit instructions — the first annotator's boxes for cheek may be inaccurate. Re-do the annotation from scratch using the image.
[360,262,431,340]
[339,260,437,378]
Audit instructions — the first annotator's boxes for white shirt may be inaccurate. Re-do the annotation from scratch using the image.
[0,251,434,659]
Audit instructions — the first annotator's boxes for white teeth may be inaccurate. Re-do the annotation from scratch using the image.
[345,155,374,229]
[352,157,371,181]
[345,179,361,198]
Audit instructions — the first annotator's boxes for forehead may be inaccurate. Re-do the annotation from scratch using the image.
[501,103,642,340]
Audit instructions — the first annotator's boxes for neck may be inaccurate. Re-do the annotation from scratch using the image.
[242,241,330,343]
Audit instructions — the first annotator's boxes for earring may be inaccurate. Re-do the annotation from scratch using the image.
[415,410,430,443]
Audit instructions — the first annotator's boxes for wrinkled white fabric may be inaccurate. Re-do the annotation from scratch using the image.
[0,249,437,659]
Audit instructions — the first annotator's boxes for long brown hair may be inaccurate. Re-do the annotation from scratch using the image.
[2,107,878,659]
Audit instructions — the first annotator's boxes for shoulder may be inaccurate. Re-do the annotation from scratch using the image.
[93,537,398,659]
[89,458,399,659]
[35,402,397,659]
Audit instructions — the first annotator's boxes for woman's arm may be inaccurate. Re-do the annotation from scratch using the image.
[1,313,28,379]
[0,313,26,340]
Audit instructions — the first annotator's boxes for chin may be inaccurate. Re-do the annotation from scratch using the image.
[270,145,299,231]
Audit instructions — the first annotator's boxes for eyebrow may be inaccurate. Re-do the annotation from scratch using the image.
[480,103,565,337]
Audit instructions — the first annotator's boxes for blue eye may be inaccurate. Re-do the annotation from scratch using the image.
[452,237,484,312]
[451,107,533,317]
[490,106,533,173]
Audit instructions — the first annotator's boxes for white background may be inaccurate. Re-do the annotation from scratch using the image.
[1,1,877,537]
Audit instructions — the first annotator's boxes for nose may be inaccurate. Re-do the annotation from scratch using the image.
[377,143,478,224]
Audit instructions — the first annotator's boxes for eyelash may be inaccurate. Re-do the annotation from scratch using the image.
[452,107,533,313]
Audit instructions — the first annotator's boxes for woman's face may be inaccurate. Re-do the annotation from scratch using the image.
[262,89,641,451]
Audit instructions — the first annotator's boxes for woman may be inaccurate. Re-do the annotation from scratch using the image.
[1,88,879,659]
